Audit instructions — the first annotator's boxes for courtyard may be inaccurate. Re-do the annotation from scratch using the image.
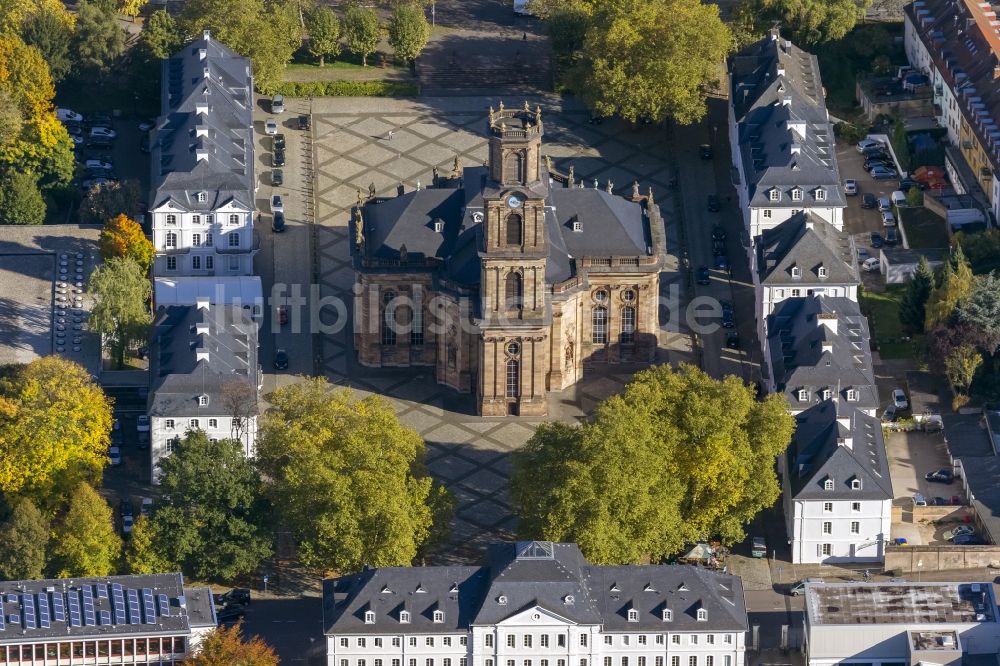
[310,95,690,560]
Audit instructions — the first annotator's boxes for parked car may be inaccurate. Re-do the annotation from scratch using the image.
[696,266,710,285]
[862,257,881,272]
[721,301,735,328]
[84,159,113,171]
[892,388,909,409]
[925,468,954,484]
[726,332,740,349]
[930,497,950,506]
[877,197,891,212]
[944,525,975,540]
[271,194,284,213]
[857,137,885,152]
[870,231,884,248]
[265,118,278,135]
[953,534,987,545]
[137,415,150,432]
[871,166,898,179]
[274,349,289,370]
[862,193,877,209]
[862,147,889,159]
[699,143,713,159]
[216,605,246,623]
[881,211,896,226]
[864,159,891,172]
[789,578,823,596]
[56,108,83,122]
[885,227,899,245]
[298,114,311,130]
[108,446,121,466]
[707,194,720,212]
[89,126,117,139]
[714,253,729,271]
[122,514,134,536]
[271,95,284,114]
[891,190,908,207]
[272,212,285,233]
[272,169,283,186]
[215,588,251,606]
[912,493,927,507]
[140,497,153,518]
[881,404,897,423]
[900,178,926,191]
[843,179,858,195]
[273,133,286,151]
[751,536,767,558]
[273,148,285,167]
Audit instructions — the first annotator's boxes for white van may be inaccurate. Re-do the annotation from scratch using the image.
[891,190,907,207]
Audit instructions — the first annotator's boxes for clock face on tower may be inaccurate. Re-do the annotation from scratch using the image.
[506,194,523,209]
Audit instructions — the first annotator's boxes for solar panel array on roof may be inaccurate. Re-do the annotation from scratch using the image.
[68,589,81,627]
[52,591,65,622]
[22,593,36,630]
[158,593,170,617]
[38,592,50,629]
[95,583,108,599]
[8,614,18,625]
[142,588,156,625]
[112,584,126,625]
[0,610,5,631]
[82,586,96,626]
[127,588,141,625]
[99,610,111,626]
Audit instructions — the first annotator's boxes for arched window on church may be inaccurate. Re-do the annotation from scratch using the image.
[592,306,608,344]
[505,272,523,310]
[620,306,636,344]
[505,151,523,183]
[506,213,523,246]
[506,358,520,398]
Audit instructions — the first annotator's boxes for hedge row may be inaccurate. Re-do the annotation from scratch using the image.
[272,80,420,97]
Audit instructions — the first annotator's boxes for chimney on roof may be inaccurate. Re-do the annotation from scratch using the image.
[196,297,211,311]
[770,29,779,41]
[790,142,801,154]
[817,311,838,335]
[784,39,793,52]
[777,65,785,77]
[782,96,792,106]
[199,48,207,61]
[805,218,814,230]
[202,67,210,79]
[196,149,208,161]
[203,29,211,42]
[195,102,208,114]
[195,346,209,363]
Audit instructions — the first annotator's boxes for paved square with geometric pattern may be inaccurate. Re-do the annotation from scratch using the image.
[311,96,685,562]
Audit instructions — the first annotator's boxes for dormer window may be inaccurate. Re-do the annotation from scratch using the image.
[791,266,802,279]
[433,610,445,623]
[364,610,376,624]
[817,266,828,278]
[769,188,781,202]
[198,394,209,407]
[573,219,583,232]
[697,609,708,622]
[196,192,207,203]
[846,388,859,401]
[497,595,508,605]
[821,388,831,400]
[797,389,809,402]
[399,610,410,624]
[791,187,803,201]
[824,478,834,491]
[815,187,827,201]
[662,609,673,622]
[627,609,639,622]
[852,478,863,490]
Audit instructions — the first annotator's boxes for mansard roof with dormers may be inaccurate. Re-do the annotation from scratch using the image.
[322,542,748,635]
[729,33,845,212]
[758,212,859,287]
[150,30,254,214]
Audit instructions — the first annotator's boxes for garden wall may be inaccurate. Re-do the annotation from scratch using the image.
[885,544,1000,572]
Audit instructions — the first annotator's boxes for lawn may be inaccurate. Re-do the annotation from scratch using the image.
[900,207,950,249]
[860,285,925,360]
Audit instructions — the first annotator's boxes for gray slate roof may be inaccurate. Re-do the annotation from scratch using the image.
[150,31,254,212]
[358,168,659,288]
[788,400,893,501]
[758,212,858,286]
[0,573,215,643]
[323,542,747,635]
[767,296,878,411]
[729,34,845,214]
[148,303,258,418]
[959,455,1000,544]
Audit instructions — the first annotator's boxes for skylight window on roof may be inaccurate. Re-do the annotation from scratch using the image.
[515,541,554,559]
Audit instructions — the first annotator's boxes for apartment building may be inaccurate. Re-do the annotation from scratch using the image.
[323,541,748,666]
[0,573,215,665]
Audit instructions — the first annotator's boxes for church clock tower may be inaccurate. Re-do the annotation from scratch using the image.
[478,102,550,417]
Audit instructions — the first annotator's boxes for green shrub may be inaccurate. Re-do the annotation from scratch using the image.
[906,187,924,207]
[835,121,866,143]
[272,79,420,97]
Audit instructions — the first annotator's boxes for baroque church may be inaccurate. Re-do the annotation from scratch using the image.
[352,103,668,416]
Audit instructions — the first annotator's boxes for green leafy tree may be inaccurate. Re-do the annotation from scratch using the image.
[80,179,143,225]
[388,3,428,66]
[119,0,147,21]
[0,499,49,580]
[257,379,454,572]
[305,6,341,66]
[957,272,1000,347]
[140,9,182,59]
[906,186,923,207]
[730,0,868,45]
[0,170,45,225]
[569,0,731,125]
[183,623,278,665]
[0,88,23,146]
[899,256,933,334]
[926,244,975,330]
[344,6,381,66]
[124,514,171,574]
[87,256,152,369]
[0,356,113,509]
[72,0,126,77]
[22,6,74,82]
[50,482,122,577]
[945,344,982,397]
[150,431,271,581]
[548,5,590,60]
[511,363,795,564]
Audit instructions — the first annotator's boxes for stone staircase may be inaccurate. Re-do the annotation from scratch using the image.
[420,63,552,95]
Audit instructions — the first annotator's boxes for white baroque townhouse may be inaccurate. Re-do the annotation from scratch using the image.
[149,30,259,299]
[728,33,846,246]
[147,300,260,482]
[323,542,748,666]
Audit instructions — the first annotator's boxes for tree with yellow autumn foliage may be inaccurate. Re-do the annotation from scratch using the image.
[100,214,155,273]
[182,623,278,666]
[0,357,113,510]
